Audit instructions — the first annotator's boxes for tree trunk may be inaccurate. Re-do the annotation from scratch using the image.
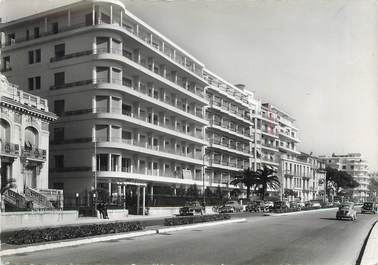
[246,186,250,199]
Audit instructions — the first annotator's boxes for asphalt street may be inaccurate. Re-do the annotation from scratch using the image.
[2,209,377,265]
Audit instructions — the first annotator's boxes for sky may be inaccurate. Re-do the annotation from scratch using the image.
[0,0,377,171]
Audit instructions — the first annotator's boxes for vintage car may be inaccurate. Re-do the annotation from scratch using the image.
[219,200,243,213]
[289,201,302,210]
[361,202,378,214]
[273,201,290,212]
[246,200,269,212]
[179,201,205,216]
[336,202,357,221]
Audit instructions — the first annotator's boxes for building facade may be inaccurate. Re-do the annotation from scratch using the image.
[0,73,59,210]
[1,0,259,209]
[320,153,370,202]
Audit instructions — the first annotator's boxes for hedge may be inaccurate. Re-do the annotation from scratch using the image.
[6,221,144,245]
[164,214,231,226]
[272,205,337,213]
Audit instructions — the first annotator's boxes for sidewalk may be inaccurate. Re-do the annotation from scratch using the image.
[1,214,171,233]
[360,220,378,265]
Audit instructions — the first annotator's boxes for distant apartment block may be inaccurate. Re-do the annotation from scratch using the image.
[320,153,370,202]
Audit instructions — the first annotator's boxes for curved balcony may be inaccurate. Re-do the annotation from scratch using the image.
[279,130,301,143]
[94,51,207,105]
[95,137,203,165]
[94,108,206,145]
[206,81,249,109]
[260,128,279,139]
[209,121,252,142]
[207,99,253,125]
[96,80,207,125]
[0,142,20,157]
[96,170,210,186]
[208,138,251,158]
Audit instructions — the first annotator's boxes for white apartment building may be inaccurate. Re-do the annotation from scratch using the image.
[257,104,280,170]
[203,70,258,191]
[259,103,307,201]
[320,153,370,202]
[0,73,60,210]
[0,0,210,209]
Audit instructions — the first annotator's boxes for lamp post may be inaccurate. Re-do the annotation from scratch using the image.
[202,152,209,207]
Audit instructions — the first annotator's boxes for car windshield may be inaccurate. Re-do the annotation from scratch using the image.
[225,201,236,205]
[340,203,352,208]
[363,203,373,207]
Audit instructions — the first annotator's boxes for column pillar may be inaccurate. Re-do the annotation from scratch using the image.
[123,184,126,209]
[44,17,48,33]
[120,10,122,26]
[150,185,154,202]
[108,153,112,171]
[136,186,140,215]
[110,5,113,24]
[67,9,71,26]
[108,179,112,203]
[142,186,146,216]
[92,4,95,25]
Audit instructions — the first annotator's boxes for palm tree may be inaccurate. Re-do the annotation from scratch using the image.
[230,167,259,199]
[256,166,280,201]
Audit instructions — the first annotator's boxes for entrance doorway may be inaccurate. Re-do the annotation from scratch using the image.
[1,162,10,189]
[24,165,37,188]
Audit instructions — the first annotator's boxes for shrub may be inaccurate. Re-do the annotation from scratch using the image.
[164,214,230,226]
[6,221,144,245]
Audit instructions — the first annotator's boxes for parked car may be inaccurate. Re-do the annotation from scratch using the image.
[289,201,302,210]
[179,201,205,216]
[336,202,357,221]
[239,198,251,212]
[246,200,269,212]
[305,201,321,208]
[361,202,378,214]
[273,201,290,212]
[219,200,243,213]
[297,201,305,208]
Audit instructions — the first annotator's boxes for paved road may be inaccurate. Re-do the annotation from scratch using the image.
[2,209,377,265]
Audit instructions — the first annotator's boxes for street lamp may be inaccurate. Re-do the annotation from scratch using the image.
[202,152,209,207]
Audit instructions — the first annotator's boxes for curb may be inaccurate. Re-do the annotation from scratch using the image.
[0,218,246,257]
[0,230,156,257]
[157,218,247,233]
[360,220,378,265]
[266,207,338,217]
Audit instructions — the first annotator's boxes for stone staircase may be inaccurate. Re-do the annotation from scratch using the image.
[3,187,59,210]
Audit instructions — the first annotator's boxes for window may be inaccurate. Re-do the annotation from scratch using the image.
[52,22,59,34]
[2,56,10,71]
[28,77,34,90]
[28,76,41,90]
[28,49,41,64]
[26,30,30,40]
[55,155,64,169]
[28,50,34,64]
[35,49,41,63]
[96,154,108,171]
[54,44,65,58]
[7,33,15,45]
[34,27,40,38]
[54,128,65,143]
[54,100,65,116]
[35,76,41,89]
[54,72,65,87]
[342,165,346,170]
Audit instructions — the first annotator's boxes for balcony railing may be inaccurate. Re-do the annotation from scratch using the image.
[50,79,92,90]
[94,108,204,141]
[21,146,47,161]
[95,137,202,160]
[0,142,20,156]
